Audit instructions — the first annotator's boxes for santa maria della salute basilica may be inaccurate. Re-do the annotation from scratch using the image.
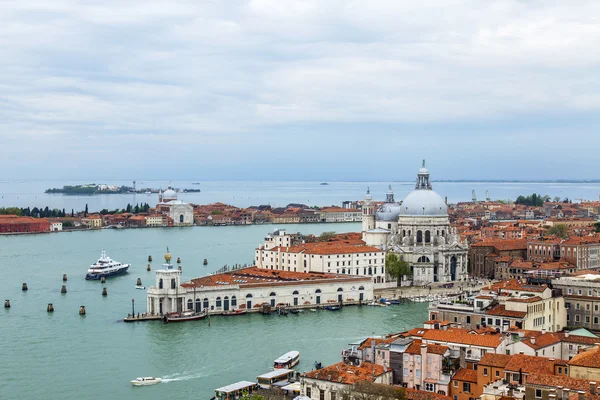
[362,161,469,285]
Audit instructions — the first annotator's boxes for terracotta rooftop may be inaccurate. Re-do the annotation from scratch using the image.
[569,346,600,368]
[404,388,452,400]
[506,296,543,303]
[519,333,562,350]
[303,361,386,384]
[422,328,503,348]
[264,241,383,255]
[486,305,527,318]
[487,279,548,293]
[181,266,369,289]
[472,238,528,250]
[452,368,478,383]
[526,372,592,392]
[358,337,396,351]
[504,354,560,375]
[479,353,512,368]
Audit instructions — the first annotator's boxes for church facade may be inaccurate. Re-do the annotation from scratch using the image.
[362,162,469,285]
[156,187,194,226]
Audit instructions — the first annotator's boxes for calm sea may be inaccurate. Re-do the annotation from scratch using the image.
[1,180,600,212]
[0,223,429,400]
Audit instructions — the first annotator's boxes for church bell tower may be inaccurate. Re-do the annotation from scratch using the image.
[362,188,375,233]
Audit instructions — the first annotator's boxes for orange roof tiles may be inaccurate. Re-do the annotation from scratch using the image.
[479,353,512,368]
[452,368,478,383]
[303,361,386,384]
[527,372,592,392]
[358,337,396,350]
[422,328,504,348]
[569,346,600,368]
[487,279,548,293]
[486,305,527,318]
[266,241,383,255]
[404,388,452,400]
[504,354,558,375]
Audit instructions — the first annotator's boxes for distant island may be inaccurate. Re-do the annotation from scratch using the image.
[45,184,200,195]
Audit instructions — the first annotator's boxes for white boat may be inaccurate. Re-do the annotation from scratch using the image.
[274,351,300,369]
[135,286,145,290]
[85,250,130,280]
[131,377,162,386]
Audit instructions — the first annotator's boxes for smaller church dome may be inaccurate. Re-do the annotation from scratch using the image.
[162,188,177,201]
[375,185,401,221]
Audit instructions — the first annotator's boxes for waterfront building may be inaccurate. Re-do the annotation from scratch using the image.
[300,361,392,400]
[156,187,193,226]
[147,254,373,315]
[255,231,388,286]
[145,214,166,227]
[0,215,51,233]
[552,272,600,330]
[428,279,567,333]
[49,220,63,231]
[81,214,102,228]
[362,162,469,285]
[318,207,362,223]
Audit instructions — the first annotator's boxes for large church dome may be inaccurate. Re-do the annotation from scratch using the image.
[399,161,448,217]
[376,185,402,221]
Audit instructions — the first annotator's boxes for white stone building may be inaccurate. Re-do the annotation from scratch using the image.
[156,187,193,226]
[362,162,469,285]
[255,231,388,286]
[147,253,374,315]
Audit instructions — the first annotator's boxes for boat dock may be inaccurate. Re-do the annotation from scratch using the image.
[123,313,163,322]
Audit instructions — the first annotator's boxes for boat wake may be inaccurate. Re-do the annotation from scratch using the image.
[161,372,206,383]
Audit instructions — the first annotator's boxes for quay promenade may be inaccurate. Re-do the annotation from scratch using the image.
[374,280,492,300]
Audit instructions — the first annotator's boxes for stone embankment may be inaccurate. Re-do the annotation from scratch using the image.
[374,280,493,300]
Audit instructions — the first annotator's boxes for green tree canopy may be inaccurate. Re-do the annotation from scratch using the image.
[385,252,410,286]
[547,223,569,239]
[319,231,336,241]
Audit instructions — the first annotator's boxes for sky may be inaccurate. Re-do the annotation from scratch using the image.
[1,0,599,181]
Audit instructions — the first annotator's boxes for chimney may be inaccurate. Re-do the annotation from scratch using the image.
[565,331,570,338]
[591,382,597,395]
[564,388,571,400]
[578,391,585,400]
[557,386,563,400]
[531,337,536,345]
[542,328,547,334]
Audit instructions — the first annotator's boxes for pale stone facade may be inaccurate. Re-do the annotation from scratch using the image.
[362,162,469,285]
[156,187,193,226]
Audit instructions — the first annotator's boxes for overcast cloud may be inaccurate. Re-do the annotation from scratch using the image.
[1,0,599,181]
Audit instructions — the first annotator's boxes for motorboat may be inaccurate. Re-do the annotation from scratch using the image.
[135,286,145,290]
[222,310,246,316]
[163,311,206,323]
[324,305,342,311]
[274,351,300,369]
[131,377,162,386]
[85,250,130,280]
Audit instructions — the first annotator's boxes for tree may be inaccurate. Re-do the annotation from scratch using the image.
[71,209,74,217]
[126,203,132,213]
[553,196,561,202]
[594,222,600,233]
[385,253,410,286]
[84,204,88,217]
[547,223,569,239]
[319,231,336,241]
[340,381,406,400]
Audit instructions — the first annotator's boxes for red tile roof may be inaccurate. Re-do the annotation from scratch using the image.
[479,353,512,368]
[422,328,504,348]
[452,368,478,383]
[526,372,592,392]
[504,354,560,375]
[303,361,386,384]
[486,305,527,318]
[569,346,600,368]
[404,388,452,400]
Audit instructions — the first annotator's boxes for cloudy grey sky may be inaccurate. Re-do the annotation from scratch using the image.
[1,0,599,181]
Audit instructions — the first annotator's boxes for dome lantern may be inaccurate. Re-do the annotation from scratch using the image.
[400,162,448,217]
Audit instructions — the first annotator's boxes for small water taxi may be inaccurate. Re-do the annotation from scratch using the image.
[135,285,145,290]
[257,369,295,389]
[273,351,300,369]
[324,305,342,311]
[131,377,162,386]
[163,311,206,323]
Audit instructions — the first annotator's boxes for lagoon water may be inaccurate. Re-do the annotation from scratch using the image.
[1,180,600,212]
[0,223,428,400]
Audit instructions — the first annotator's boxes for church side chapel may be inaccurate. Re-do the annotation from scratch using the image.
[362,161,469,285]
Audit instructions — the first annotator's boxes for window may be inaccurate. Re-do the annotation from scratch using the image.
[595,317,599,324]
[566,302,571,309]
[425,383,434,392]
[453,381,458,388]
[495,370,500,377]
[466,316,471,324]
[320,389,325,400]
[558,367,562,374]
[404,354,409,362]
[331,393,336,400]
[576,315,580,322]
[416,370,421,378]
[463,382,471,393]
[171,279,176,289]
[306,388,311,398]
[535,389,542,398]
[576,303,580,310]
[216,297,222,308]
[404,368,408,376]
[483,368,488,376]
[587,304,591,311]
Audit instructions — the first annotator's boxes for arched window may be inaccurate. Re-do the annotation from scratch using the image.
[418,256,431,263]
[315,289,322,294]
[342,268,346,274]
[179,214,184,223]
[337,288,343,292]
[187,299,193,310]
[158,278,163,289]
[203,298,209,309]
[293,290,299,295]
[195,298,201,313]
[246,294,253,298]
[216,297,222,308]
[359,286,365,290]
[425,230,431,243]
[368,267,373,275]
[417,230,423,243]
[403,230,406,237]
[269,292,276,297]
[171,279,176,289]
[374,267,377,274]
[231,296,237,306]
